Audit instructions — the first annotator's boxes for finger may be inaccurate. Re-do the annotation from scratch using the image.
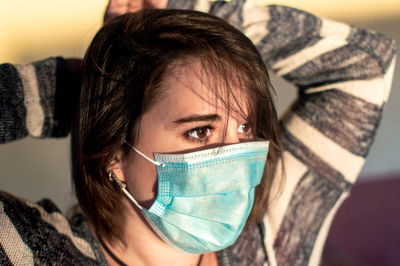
[104,0,132,22]
[127,1,145,12]
[107,0,131,11]
[143,0,168,9]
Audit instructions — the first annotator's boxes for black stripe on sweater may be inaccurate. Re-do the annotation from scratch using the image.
[280,123,352,190]
[274,170,344,265]
[209,0,246,31]
[32,59,57,138]
[284,45,386,88]
[221,222,266,266]
[257,5,322,68]
[274,125,352,264]
[0,191,99,265]
[293,89,383,157]
[166,0,196,11]
[0,243,13,266]
[0,63,27,143]
[347,27,397,74]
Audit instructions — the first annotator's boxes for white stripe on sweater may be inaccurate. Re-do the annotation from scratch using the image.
[0,201,34,265]
[14,64,45,137]
[266,151,308,240]
[284,113,365,183]
[305,56,396,106]
[263,152,308,266]
[242,0,270,45]
[305,78,386,106]
[272,19,351,76]
[384,57,396,102]
[308,192,349,266]
[24,201,96,260]
[263,216,278,266]
[194,0,210,12]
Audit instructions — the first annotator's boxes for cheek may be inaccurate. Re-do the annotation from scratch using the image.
[122,153,159,209]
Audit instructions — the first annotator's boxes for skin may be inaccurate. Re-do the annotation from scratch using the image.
[104,0,168,22]
[107,60,253,265]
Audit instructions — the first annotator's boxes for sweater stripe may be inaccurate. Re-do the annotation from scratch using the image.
[273,19,351,76]
[257,5,321,67]
[242,0,269,45]
[307,191,349,266]
[209,0,245,31]
[32,59,57,138]
[286,45,388,88]
[383,57,396,101]
[14,64,44,137]
[274,171,343,266]
[267,152,308,239]
[0,63,27,142]
[25,201,96,260]
[166,0,196,10]
[284,113,365,183]
[305,78,387,105]
[293,89,382,157]
[347,28,397,72]
[0,201,34,265]
[193,0,210,12]
[0,245,12,265]
[280,123,352,191]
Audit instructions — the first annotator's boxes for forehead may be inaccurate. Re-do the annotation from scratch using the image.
[153,59,250,121]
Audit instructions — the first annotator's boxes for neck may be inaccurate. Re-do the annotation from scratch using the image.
[96,197,207,266]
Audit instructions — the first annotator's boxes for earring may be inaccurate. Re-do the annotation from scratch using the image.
[108,172,127,189]
[108,171,142,210]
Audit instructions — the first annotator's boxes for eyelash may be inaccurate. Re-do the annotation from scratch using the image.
[183,122,254,145]
[183,124,216,144]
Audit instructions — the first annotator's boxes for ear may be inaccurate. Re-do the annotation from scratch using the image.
[108,148,127,182]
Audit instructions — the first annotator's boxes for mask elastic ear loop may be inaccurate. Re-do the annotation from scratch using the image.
[109,172,143,210]
[124,141,165,167]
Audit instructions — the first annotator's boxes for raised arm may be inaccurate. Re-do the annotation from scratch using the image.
[241,5,395,266]
[0,57,81,144]
[166,0,397,265]
[0,0,168,144]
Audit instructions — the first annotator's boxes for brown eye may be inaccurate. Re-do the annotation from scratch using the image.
[188,127,212,140]
[237,123,252,135]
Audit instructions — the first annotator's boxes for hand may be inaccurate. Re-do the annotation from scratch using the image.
[104,0,168,23]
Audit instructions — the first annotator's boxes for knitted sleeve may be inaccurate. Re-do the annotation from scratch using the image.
[0,190,107,264]
[166,1,397,265]
[249,5,396,266]
[0,57,75,143]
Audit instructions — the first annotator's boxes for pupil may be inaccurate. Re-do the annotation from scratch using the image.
[197,129,206,138]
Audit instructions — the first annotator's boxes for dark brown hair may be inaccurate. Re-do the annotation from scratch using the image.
[71,9,282,244]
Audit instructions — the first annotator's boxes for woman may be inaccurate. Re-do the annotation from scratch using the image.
[0,0,396,265]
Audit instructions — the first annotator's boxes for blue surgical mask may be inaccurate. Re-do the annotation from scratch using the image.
[113,141,269,254]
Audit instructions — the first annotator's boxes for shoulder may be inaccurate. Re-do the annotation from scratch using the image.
[0,190,106,265]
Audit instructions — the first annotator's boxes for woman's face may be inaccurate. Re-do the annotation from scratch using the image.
[114,61,253,208]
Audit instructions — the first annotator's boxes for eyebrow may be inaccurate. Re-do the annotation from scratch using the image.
[172,114,222,124]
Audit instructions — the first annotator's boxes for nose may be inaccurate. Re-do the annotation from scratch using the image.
[222,121,241,145]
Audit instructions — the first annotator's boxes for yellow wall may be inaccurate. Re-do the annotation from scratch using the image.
[1,0,399,63]
[0,0,107,62]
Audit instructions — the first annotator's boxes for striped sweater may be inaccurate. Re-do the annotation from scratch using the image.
[0,1,396,265]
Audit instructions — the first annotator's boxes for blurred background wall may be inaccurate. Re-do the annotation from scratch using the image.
[1,0,399,253]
